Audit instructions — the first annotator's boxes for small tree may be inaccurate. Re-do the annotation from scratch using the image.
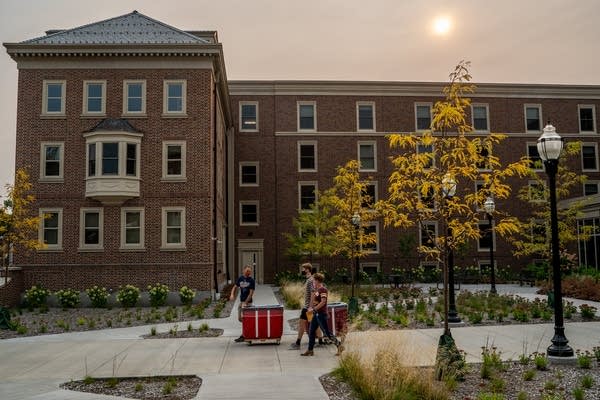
[377,61,530,379]
[513,141,590,272]
[0,169,43,283]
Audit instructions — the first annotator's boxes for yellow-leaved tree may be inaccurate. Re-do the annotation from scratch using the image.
[376,61,531,379]
[1,168,44,283]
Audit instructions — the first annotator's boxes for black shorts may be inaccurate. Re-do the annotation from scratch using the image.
[300,307,308,320]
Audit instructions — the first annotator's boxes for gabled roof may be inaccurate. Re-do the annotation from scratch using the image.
[84,118,143,134]
[23,10,210,45]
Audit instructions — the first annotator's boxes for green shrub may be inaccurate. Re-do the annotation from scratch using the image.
[476,393,505,400]
[572,387,584,400]
[523,369,536,381]
[534,353,548,370]
[579,304,597,319]
[86,286,110,308]
[55,288,80,308]
[179,286,195,305]
[581,374,594,389]
[24,285,50,308]
[117,285,140,308]
[576,350,592,369]
[147,283,169,307]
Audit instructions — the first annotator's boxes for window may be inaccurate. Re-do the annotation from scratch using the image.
[80,208,103,250]
[298,101,316,131]
[474,181,486,211]
[298,141,317,171]
[42,80,66,116]
[83,81,106,115]
[298,182,317,211]
[578,105,596,133]
[476,144,491,170]
[419,186,436,210]
[360,262,381,275]
[417,143,434,169]
[420,222,437,249]
[358,141,376,171]
[528,181,546,202]
[240,201,259,225]
[527,143,543,171]
[121,208,144,249]
[362,222,379,253]
[86,139,140,178]
[162,141,186,180]
[361,182,378,209]
[524,105,542,132]
[240,162,259,186]
[357,102,375,131]
[163,80,187,115]
[123,80,146,115]
[240,102,259,131]
[584,181,600,196]
[478,221,494,251]
[582,144,598,171]
[40,142,63,181]
[472,104,489,131]
[531,219,547,244]
[39,208,62,250]
[415,103,432,131]
[162,207,186,249]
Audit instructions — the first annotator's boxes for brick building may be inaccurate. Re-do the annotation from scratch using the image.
[4,12,600,294]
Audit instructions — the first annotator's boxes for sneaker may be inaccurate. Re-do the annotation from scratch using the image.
[234,335,245,342]
[300,350,314,356]
[288,342,300,350]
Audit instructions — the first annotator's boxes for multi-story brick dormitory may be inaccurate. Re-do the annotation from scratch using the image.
[3,11,600,300]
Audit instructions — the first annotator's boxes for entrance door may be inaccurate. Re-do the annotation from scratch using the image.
[241,251,258,279]
[238,239,264,283]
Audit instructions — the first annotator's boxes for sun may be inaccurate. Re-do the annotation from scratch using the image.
[433,16,452,35]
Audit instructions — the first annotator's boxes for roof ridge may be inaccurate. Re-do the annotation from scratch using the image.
[133,11,209,43]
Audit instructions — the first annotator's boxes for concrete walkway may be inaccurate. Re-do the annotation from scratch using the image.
[0,284,599,399]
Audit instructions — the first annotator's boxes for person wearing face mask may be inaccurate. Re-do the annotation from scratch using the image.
[289,263,323,349]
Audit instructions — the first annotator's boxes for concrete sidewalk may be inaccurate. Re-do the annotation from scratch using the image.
[0,284,599,399]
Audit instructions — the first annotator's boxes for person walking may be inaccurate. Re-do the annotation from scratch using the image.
[229,265,255,343]
[289,263,323,349]
[301,273,341,356]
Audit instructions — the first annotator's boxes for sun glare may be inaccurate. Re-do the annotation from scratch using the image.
[433,16,452,35]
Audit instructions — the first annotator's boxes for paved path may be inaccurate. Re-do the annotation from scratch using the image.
[0,284,599,399]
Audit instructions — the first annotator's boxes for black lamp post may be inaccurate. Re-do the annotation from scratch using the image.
[484,196,497,294]
[537,123,573,358]
[349,212,361,316]
[442,174,461,325]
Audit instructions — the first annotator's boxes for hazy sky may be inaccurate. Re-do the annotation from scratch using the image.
[1,0,599,196]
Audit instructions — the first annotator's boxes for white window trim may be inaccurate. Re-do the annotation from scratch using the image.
[239,101,259,132]
[581,142,599,172]
[122,80,147,116]
[298,140,318,172]
[358,140,377,172]
[528,181,546,203]
[584,180,600,196]
[85,135,142,179]
[41,80,66,117]
[362,221,380,254]
[417,143,435,170]
[471,103,490,132]
[359,262,381,274]
[120,207,145,250]
[578,104,597,133]
[414,102,433,132]
[161,206,186,250]
[356,101,376,132]
[419,221,438,247]
[82,80,107,116]
[524,104,543,133]
[240,201,259,226]
[239,161,260,187]
[298,181,318,212]
[478,260,497,273]
[162,141,187,181]
[39,142,64,182]
[79,208,104,251]
[526,142,544,172]
[363,181,378,210]
[38,208,63,251]
[163,80,187,116]
[297,101,317,132]
[478,220,495,252]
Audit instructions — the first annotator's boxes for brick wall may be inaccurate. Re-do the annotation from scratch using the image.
[0,269,24,307]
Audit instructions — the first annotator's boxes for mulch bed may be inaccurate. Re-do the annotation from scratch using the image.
[142,328,223,339]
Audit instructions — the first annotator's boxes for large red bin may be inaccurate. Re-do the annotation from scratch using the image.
[326,302,348,336]
[241,304,284,344]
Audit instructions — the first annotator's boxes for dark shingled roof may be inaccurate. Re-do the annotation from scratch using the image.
[84,118,142,133]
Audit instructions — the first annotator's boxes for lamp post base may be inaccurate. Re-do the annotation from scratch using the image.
[447,310,462,324]
[547,342,574,358]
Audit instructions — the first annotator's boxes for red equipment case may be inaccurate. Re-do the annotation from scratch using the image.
[241,304,284,345]
[326,302,348,336]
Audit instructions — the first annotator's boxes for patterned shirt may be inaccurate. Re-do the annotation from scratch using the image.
[304,275,315,308]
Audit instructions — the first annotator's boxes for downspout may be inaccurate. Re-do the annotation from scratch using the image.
[212,73,220,300]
